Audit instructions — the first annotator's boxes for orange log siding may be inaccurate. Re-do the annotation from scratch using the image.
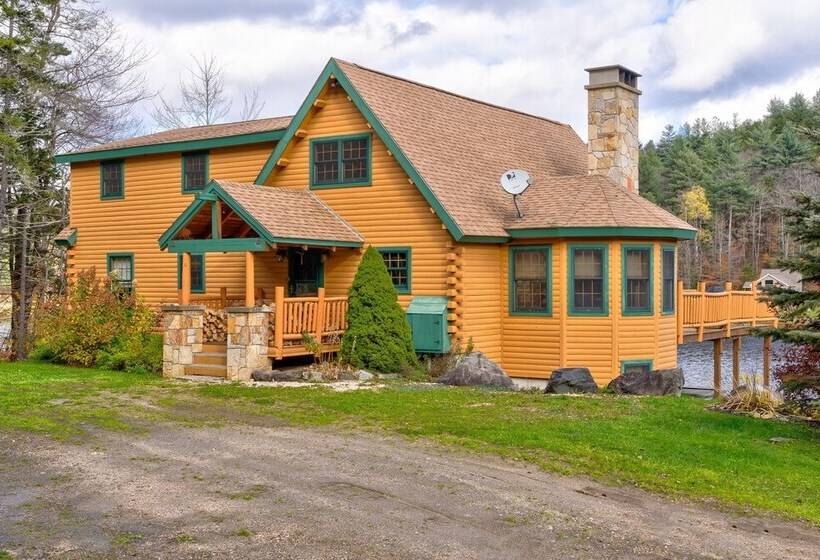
[66,142,276,306]
[263,81,453,308]
[487,240,677,385]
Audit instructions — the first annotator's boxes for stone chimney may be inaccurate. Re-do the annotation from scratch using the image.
[585,65,641,193]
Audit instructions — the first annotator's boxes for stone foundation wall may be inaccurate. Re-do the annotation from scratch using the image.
[161,304,205,378]
[226,306,271,381]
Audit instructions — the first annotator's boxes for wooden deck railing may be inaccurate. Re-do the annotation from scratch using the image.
[677,281,778,343]
[269,287,348,359]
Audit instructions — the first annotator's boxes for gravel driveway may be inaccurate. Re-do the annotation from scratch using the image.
[0,423,818,559]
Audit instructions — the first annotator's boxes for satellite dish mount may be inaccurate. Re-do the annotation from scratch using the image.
[500,169,532,219]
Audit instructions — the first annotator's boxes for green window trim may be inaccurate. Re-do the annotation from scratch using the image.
[508,245,552,316]
[177,253,206,293]
[377,247,412,294]
[100,160,124,200]
[309,133,372,189]
[106,252,134,290]
[661,245,676,314]
[181,152,209,193]
[621,359,654,374]
[621,243,654,316]
[568,244,609,316]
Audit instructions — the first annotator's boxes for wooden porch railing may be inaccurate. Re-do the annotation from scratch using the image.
[677,281,778,343]
[269,287,348,359]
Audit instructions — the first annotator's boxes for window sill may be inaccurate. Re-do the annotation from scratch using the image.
[622,309,653,317]
[510,311,553,317]
[310,180,371,190]
[568,310,609,317]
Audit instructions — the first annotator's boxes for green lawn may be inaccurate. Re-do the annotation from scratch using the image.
[1,361,818,524]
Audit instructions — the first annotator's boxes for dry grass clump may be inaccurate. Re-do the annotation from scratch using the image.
[715,375,781,418]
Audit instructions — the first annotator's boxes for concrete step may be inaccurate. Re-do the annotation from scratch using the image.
[193,352,227,366]
[184,363,227,377]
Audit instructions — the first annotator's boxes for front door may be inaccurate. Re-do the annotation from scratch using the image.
[288,248,324,297]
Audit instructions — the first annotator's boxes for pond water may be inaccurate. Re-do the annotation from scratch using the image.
[677,336,790,389]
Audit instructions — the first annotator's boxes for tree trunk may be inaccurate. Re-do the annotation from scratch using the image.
[14,207,30,359]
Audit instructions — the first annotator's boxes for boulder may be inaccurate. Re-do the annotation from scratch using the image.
[544,368,598,394]
[251,368,304,382]
[357,370,375,382]
[608,367,684,396]
[437,352,515,390]
[251,369,274,382]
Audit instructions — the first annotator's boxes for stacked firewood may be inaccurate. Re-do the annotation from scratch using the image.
[203,308,227,342]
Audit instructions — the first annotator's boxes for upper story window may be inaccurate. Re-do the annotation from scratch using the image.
[182,152,208,193]
[311,134,371,188]
[100,161,124,200]
[510,246,551,315]
[107,253,133,292]
[623,245,652,315]
[662,247,675,313]
[570,245,607,315]
[378,248,411,294]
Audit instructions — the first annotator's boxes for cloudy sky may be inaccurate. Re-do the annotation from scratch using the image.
[102,0,820,142]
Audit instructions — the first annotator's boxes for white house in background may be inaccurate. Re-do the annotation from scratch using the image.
[743,268,804,292]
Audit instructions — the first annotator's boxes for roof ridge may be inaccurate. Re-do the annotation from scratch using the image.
[597,177,620,225]
[334,58,576,131]
[305,189,364,241]
[149,115,292,135]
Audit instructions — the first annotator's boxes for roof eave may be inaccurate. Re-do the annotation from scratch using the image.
[56,129,287,164]
[505,226,697,240]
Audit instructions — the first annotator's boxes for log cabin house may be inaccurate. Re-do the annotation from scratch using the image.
[55,59,696,385]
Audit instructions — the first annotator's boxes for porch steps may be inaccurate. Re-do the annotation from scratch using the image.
[185,345,227,377]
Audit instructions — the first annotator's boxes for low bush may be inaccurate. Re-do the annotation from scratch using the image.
[716,375,781,418]
[32,268,160,373]
[773,344,820,415]
[340,246,418,373]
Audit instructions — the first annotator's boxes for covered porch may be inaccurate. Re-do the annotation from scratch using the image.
[158,180,364,378]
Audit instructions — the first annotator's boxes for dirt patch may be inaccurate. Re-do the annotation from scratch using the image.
[0,425,818,559]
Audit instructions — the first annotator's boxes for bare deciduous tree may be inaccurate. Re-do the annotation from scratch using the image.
[1,0,150,357]
[240,86,266,121]
[152,53,231,128]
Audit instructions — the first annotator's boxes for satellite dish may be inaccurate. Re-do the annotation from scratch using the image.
[500,169,531,218]
[500,169,531,195]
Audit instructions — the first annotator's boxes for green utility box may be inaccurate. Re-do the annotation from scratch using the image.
[406,296,451,354]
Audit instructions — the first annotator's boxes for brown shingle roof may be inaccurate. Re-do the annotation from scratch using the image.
[55,226,77,241]
[215,180,363,245]
[505,175,694,231]
[335,60,694,237]
[71,116,292,154]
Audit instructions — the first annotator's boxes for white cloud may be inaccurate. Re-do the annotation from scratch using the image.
[104,0,820,142]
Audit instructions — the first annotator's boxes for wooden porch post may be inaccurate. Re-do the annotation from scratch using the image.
[732,337,741,390]
[713,338,723,397]
[315,287,326,347]
[724,281,733,337]
[750,283,758,327]
[763,336,771,387]
[676,279,684,344]
[245,252,255,307]
[697,281,706,342]
[274,286,285,359]
[180,252,191,305]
